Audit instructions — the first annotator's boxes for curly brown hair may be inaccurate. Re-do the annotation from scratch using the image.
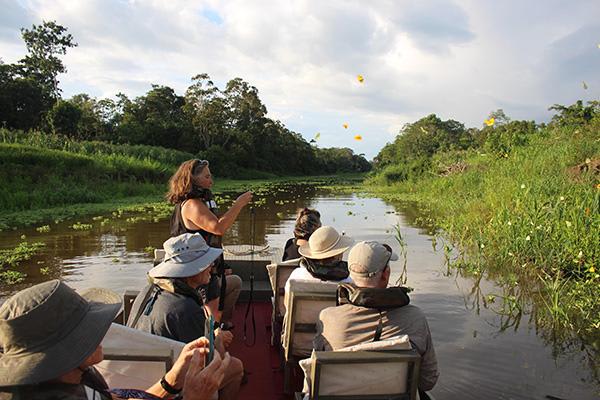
[166,159,209,204]
[294,208,321,240]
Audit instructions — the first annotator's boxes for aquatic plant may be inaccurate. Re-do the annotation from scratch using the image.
[0,241,45,268]
[0,270,27,284]
[71,222,92,231]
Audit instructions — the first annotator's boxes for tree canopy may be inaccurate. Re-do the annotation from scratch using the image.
[0,21,370,177]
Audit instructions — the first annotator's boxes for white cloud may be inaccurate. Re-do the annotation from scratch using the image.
[1,0,599,158]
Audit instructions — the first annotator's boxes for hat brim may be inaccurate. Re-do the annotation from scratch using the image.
[149,247,223,278]
[298,235,354,260]
[0,287,121,386]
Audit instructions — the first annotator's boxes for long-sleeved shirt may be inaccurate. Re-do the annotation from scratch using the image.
[314,303,439,391]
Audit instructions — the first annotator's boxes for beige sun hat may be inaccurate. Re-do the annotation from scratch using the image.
[298,226,354,260]
[0,280,121,386]
[149,233,222,278]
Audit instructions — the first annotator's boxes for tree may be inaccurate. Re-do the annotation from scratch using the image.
[47,100,82,137]
[0,63,46,130]
[116,85,188,148]
[69,94,109,140]
[183,74,232,152]
[549,100,600,127]
[19,21,77,100]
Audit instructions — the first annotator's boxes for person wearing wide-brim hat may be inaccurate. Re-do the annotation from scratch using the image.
[284,225,355,294]
[126,233,243,400]
[0,279,232,400]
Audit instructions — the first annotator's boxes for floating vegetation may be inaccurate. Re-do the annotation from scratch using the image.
[0,241,45,268]
[143,246,155,255]
[35,225,51,233]
[0,270,26,284]
[71,222,93,231]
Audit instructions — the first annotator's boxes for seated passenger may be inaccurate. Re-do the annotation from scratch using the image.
[127,233,243,399]
[282,208,321,261]
[0,279,229,400]
[284,225,354,294]
[314,240,439,393]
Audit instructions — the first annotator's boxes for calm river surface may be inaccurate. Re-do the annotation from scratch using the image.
[0,183,597,399]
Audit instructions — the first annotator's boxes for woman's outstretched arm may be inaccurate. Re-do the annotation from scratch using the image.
[183,192,252,236]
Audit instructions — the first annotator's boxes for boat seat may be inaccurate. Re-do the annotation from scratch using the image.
[96,323,185,390]
[154,249,165,266]
[282,280,339,393]
[266,259,300,345]
[297,335,421,400]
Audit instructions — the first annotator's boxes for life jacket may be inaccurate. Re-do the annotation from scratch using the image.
[300,257,350,282]
[336,283,411,342]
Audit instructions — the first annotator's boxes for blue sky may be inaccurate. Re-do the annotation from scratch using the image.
[1,0,599,159]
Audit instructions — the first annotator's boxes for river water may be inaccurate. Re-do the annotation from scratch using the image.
[0,183,597,399]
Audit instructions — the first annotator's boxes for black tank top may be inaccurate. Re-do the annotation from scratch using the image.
[170,200,222,248]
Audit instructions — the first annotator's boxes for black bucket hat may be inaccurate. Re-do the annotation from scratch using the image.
[0,280,121,386]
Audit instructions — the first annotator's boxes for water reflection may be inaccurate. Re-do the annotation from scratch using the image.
[0,184,598,399]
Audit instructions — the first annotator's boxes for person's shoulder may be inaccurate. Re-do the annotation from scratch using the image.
[388,304,428,322]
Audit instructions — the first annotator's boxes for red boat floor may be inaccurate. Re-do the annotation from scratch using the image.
[229,302,297,400]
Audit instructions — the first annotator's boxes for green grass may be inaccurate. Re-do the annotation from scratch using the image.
[366,124,600,341]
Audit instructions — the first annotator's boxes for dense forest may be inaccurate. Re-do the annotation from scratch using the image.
[0,21,370,178]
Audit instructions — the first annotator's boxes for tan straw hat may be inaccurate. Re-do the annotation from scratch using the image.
[0,280,121,386]
[298,226,354,260]
[149,233,223,278]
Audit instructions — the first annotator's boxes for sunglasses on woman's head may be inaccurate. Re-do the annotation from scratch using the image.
[192,159,209,174]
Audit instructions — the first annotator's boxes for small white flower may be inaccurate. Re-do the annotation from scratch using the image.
[565,221,572,228]
[525,235,531,241]
[507,221,512,226]
[560,196,565,201]
[480,243,485,249]
[577,251,583,258]
[520,184,526,189]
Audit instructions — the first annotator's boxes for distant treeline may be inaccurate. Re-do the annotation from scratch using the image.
[0,21,370,177]
[371,101,600,183]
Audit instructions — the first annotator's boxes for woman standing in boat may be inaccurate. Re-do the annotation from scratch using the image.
[167,159,252,326]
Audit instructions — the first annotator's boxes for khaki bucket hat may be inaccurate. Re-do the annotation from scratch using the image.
[0,280,121,386]
[148,233,223,279]
[298,226,354,260]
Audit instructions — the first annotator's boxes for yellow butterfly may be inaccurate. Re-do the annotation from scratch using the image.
[357,74,364,83]
[315,132,321,140]
[343,123,349,129]
[484,118,495,127]
[354,135,362,141]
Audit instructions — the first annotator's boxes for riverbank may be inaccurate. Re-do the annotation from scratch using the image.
[365,124,599,348]
[0,172,364,231]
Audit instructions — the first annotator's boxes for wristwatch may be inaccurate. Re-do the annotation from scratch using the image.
[160,375,182,395]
